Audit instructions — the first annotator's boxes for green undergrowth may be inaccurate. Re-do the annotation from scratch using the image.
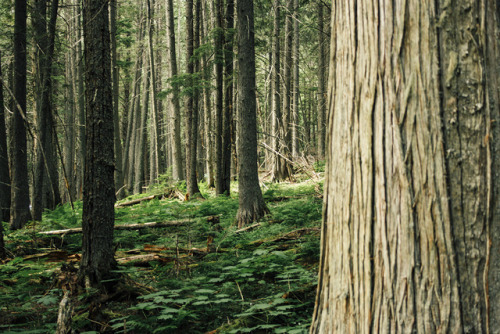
[0,176,323,333]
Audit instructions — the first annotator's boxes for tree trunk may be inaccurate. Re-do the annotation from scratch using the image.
[0,213,4,259]
[63,50,76,204]
[10,0,31,230]
[184,0,201,197]
[121,53,131,153]
[222,0,234,194]
[154,5,165,177]
[291,0,299,158]
[201,0,214,188]
[303,89,310,152]
[124,12,145,194]
[0,52,6,247]
[316,2,326,160]
[271,0,288,182]
[166,0,184,181]
[194,0,204,182]
[43,0,60,211]
[110,0,124,195]
[214,0,225,195]
[125,49,143,195]
[80,0,117,287]
[283,0,293,160]
[75,0,85,200]
[61,1,78,205]
[0,52,10,222]
[32,0,48,220]
[311,1,500,333]
[146,0,161,184]
[265,30,273,170]
[236,0,268,229]
[134,62,150,194]
[45,106,61,210]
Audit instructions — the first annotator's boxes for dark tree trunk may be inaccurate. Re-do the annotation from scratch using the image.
[222,0,234,194]
[166,0,184,181]
[236,0,268,228]
[214,0,225,195]
[10,0,31,230]
[194,0,204,181]
[33,0,59,220]
[0,52,10,222]
[184,0,200,197]
[0,216,4,259]
[292,0,299,157]
[32,0,48,221]
[45,106,61,210]
[283,0,293,159]
[271,0,289,182]
[0,51,9,257]
[79,0,117,288]
[63,49,76,204]
[134,63,150,194]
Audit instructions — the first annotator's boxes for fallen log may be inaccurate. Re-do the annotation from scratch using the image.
[115,188,186,208]
[116,251,205,266]
[39,216,220,236]
[38,218,198,236]
[117,253,174,265]
[115,194,158,208]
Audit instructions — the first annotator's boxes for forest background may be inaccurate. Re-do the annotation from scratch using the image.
[0,0,329,227]
[0,0,329,332]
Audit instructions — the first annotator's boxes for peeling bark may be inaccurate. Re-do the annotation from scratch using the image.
[311,1,500,333]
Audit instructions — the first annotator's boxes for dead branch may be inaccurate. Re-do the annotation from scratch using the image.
[115,188,186,208]
[234,222,261,234]
[55,291,74,334]
[115,194,160,208]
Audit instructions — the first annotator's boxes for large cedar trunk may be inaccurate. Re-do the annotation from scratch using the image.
[311,0,500,333]
[79,0,117,287]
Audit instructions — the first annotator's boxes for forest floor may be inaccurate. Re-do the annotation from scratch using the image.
[0,169,324,333]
